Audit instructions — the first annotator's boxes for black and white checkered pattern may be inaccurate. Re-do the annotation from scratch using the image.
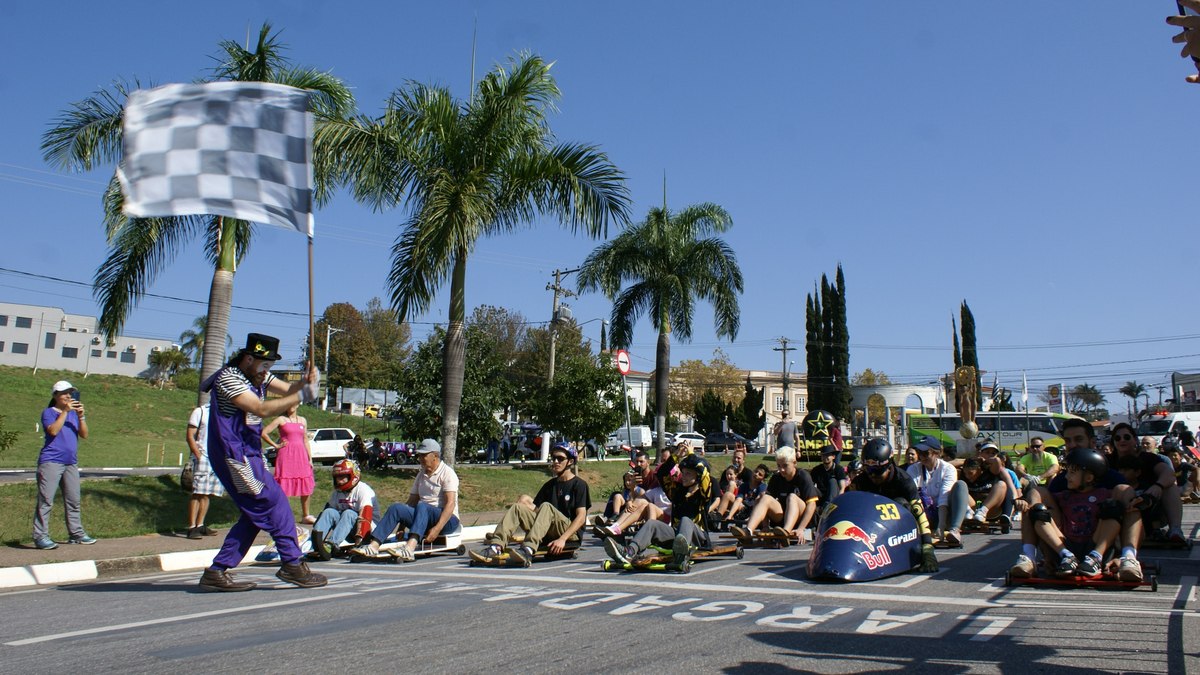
[118,81,314,236]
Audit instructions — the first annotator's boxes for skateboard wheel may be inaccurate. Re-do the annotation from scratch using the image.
[602,560,614,572]
[571,549,580,559]
[1151,576,1159,592]
[736,546,744,559]
[456,545,466,555]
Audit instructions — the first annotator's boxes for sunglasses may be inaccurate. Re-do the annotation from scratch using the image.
[1115,434,1134,441]
[549,456,569,464]
[862,461,890,475]
[1029,444,1043,449]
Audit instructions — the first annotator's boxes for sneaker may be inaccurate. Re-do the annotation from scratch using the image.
[187,527,204,540]
[393,545,415,562]
[1077,554,1103,578]
[997,514,1012,532]
[973,507,988,523]
[1168,529,1188,545]
[943,529,962,547]
[671,534,692,569]
[68,534,97,545]
[1009,554,1035,578]
[729,525,751,543]
[349,541,379,559]
[1055,554,1079,578]
[469,544,503,563]
[591,514,609,529]
[1118,556,1143,582]
[201,525,219,536]
[506,544,535,566]
[604,537,632,565]
[198,568,257,592]
[276,561,328,588]
[33,537,58,550]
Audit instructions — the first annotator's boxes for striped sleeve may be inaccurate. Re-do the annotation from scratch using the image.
[225,457,265,496]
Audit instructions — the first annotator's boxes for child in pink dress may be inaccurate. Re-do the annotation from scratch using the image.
[262,403,316,523]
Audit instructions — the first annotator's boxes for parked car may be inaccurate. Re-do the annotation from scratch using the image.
[308,427,355,465]
[605,425,654,451]
[703,431,754,454]
[363,404,381,418]
[672,431,706,450]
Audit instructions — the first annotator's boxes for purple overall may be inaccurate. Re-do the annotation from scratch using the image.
[204,365,301,569]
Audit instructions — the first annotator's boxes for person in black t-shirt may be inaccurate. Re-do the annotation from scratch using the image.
[729,446,820,543]
[809,445,848,508]
[471,443,590,565]
[850,438,938,573]
[605,454,714,568]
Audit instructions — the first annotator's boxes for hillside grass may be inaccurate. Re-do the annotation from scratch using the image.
[0,365,399,468]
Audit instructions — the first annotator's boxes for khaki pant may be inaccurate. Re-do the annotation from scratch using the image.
[485,502,572,549]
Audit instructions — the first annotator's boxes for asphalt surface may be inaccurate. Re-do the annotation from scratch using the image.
[3,513,1199,674]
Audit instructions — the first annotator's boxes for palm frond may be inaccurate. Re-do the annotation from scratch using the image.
[41,80,141,171]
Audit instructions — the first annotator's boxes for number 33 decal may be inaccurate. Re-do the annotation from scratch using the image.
[875,503,900,520]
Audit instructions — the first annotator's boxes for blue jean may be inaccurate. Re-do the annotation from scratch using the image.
[371,502,460,543]
[314,507,359,545]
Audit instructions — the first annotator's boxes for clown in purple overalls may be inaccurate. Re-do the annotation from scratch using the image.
[197,333,327,592]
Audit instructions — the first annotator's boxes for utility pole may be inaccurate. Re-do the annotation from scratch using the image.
[547,267,579,385]
[1157,384,1166,408]
[323,325,344,410]
[773,337,795,412]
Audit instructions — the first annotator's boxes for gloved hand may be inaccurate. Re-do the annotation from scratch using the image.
[918,543,939,573]
[301,365,321,403]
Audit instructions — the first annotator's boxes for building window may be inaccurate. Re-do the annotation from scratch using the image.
[91,349,102,358]
[106,351,117,359]
[794,396,807,413]
[0,315,7,326]
[15,316,32,329]
[0,341,4,352]
[11,342,29,355]
[773,395,785,412]
[44,333,56,349]
[119,351,136,364]
[61,346,79,359]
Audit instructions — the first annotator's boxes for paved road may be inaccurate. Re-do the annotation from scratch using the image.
[3,516,1198,674]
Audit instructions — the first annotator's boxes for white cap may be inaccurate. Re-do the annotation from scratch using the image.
[52,380,75,394]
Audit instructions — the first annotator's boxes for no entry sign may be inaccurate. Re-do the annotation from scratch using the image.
[615,349,631,375]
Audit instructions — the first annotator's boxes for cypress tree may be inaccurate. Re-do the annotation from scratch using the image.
[805,290,823,412]
[832,264,851,421]
[952,317,961,369]
[961,301,981,408]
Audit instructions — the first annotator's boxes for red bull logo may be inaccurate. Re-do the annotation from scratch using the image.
[822,520,877,551]
[858,546,892,570]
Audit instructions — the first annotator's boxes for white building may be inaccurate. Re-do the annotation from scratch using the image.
[0,301,177,378]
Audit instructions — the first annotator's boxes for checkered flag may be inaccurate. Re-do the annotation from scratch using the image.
[118,81,315,236]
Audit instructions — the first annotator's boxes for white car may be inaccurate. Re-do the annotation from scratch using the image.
[308,427,355,465]
[672,432,706,450]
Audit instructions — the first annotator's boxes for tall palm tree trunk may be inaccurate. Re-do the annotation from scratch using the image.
[197,217,236,406]
[655,329,670,455]
[440,252,468,465]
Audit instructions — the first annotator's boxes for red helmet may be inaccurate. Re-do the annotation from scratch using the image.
[332,459,360,490]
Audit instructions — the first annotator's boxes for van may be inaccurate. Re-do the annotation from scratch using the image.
[1135,411,1200,446]
[605,425,654,451]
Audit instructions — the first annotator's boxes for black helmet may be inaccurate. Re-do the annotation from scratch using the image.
[677,453,704,474]
[1065,448,1107,482]
[861,438,894,464]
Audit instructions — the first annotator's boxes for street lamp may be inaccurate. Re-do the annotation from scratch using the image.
[322,325,344,411]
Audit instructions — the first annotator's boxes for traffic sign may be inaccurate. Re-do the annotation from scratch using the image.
[615,349,631,375]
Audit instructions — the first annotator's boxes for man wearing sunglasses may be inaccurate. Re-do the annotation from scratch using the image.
[1016,440,1059,487]
[850,438,939,573]
[470,442,590,566]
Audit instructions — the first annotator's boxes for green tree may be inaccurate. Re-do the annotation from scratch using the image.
[670,348,744,421]
[363,297,411,386]
[578,202,743,452]
[311,303,381,393]
[395,324,508,461]
[0,413,21,456]
[805,292,823,412]
[321,53,629,464]
[692,388,727,435]
[960,301,981,408]
[148,347,190,387]
[852,368,892,386]
[177,316,231,367]
[42,24,354,403]
[468,305,529,422]
[526,351,624,446]
[732,375,765,440]
[1120,381,1146,419]
[1070,383,1106,419]
[952,317,962,369]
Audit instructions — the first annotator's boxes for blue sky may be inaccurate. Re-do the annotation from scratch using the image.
[1,2,1196,410]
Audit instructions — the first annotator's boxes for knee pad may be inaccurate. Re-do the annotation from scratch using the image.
[1028,503,1052,524]
[1099,499,1124,521]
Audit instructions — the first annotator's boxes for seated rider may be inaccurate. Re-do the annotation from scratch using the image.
[849,438,939,573]
[1028,448,1126,579]
[906,437,969,547]
[1165,445,1200,500]
[599,460,678,537]
[707,465,743,526]
[308,459,378,560]
[604,454,714,568]
[730,464,770,523]
[974,441,1017,528]
[1015,438,1060,488]
[959,458,1009,529]
[350,439,460,562]
[729,446,820,543]
[600,470,644,524]
[470,442,590,564]
[1112,423,1186,545]
[809,444,849,509]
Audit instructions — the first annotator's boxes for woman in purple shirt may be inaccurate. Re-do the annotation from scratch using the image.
[32,380,94,550]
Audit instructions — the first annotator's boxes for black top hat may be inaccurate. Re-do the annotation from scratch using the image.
[239,333,282,361]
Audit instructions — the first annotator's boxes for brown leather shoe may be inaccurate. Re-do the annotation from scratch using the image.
[276,561,328,588]
[198,568,257,592]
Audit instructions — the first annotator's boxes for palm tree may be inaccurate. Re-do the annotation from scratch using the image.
[177,315,232,367]
[1120,381,1146,420]
[577,202,743,452]
[41,23,354,403]
[148,347,191,388]
[319,53,629,464]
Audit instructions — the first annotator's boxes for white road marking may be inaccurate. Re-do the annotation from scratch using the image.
[6,591,361,646]
[1175,576,1196,609]
[685,562,744,576]
[957,614,1016,641]
[746,563,931,588]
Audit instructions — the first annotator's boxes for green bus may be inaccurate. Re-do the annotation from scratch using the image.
[906,411,1081,454]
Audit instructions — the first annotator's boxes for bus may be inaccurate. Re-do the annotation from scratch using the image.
[906,411,1082,454]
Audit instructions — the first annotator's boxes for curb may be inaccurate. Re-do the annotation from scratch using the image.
[0,525,493,590]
